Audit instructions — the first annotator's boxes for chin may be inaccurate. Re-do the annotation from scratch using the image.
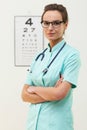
[48,38,58,41]
[47,37,55,40]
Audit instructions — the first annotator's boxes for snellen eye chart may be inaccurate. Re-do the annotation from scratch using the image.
[14,16,44,66]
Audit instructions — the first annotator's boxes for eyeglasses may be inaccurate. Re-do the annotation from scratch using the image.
[41,20,64,28]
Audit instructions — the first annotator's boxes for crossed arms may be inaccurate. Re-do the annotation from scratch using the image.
[21,76,71,104]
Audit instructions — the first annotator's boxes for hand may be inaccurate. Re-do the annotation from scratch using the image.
[27,87,35,94]
[55,75,63,87]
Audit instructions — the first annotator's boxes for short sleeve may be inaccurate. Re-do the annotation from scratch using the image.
[63,52,81,88]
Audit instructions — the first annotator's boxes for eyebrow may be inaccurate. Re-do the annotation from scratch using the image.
[43,20,63,22]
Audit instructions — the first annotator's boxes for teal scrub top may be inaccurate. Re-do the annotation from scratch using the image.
[25,39,81,130]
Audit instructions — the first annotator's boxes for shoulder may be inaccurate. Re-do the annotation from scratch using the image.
[64,43,80,57]
[64,43,81,65]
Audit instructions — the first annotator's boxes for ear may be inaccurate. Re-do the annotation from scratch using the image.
[65,22,68,29]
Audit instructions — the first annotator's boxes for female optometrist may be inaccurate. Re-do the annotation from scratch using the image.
[21,3,81,130]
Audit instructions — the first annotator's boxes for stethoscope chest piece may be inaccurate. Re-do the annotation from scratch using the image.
[42,68,48,75]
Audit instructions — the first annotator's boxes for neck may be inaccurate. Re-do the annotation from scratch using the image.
[50,37,63,49]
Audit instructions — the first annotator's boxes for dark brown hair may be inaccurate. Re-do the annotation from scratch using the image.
[41,3,68,23]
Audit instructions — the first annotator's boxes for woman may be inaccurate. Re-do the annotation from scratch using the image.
[21,3,81,130]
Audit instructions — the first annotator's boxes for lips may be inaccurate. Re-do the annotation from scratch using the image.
[47,33,54,36]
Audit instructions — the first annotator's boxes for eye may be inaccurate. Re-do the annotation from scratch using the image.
[44,21,50,26]
[53,21,64,25]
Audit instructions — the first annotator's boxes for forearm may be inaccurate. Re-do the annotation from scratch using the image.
[28,87,58,101]
[21,84,46,104]
[23,93,46,104]
[28,81,71,101]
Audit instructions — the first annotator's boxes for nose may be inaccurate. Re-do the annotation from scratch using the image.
[48,23,54,30]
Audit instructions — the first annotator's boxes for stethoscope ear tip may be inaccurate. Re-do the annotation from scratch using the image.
[27,69,32,73]
[27,69,29,71]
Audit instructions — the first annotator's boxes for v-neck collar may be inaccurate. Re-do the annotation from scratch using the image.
[48,39,66,52]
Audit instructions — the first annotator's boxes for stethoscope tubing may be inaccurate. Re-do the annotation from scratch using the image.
[30,42,66,75]
[42,42,66,75]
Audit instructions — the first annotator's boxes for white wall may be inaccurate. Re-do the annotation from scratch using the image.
[0,0,87,130]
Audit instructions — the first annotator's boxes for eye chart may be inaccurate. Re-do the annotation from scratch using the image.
[14,16,44,66]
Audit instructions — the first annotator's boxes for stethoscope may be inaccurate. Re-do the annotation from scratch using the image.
[34,42,66,75]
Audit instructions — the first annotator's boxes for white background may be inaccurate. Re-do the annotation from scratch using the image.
[0,0,87,130]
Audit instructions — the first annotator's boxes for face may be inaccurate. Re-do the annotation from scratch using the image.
[42,10,68,45]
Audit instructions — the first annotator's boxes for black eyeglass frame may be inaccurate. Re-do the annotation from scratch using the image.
[41,20,64,28]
